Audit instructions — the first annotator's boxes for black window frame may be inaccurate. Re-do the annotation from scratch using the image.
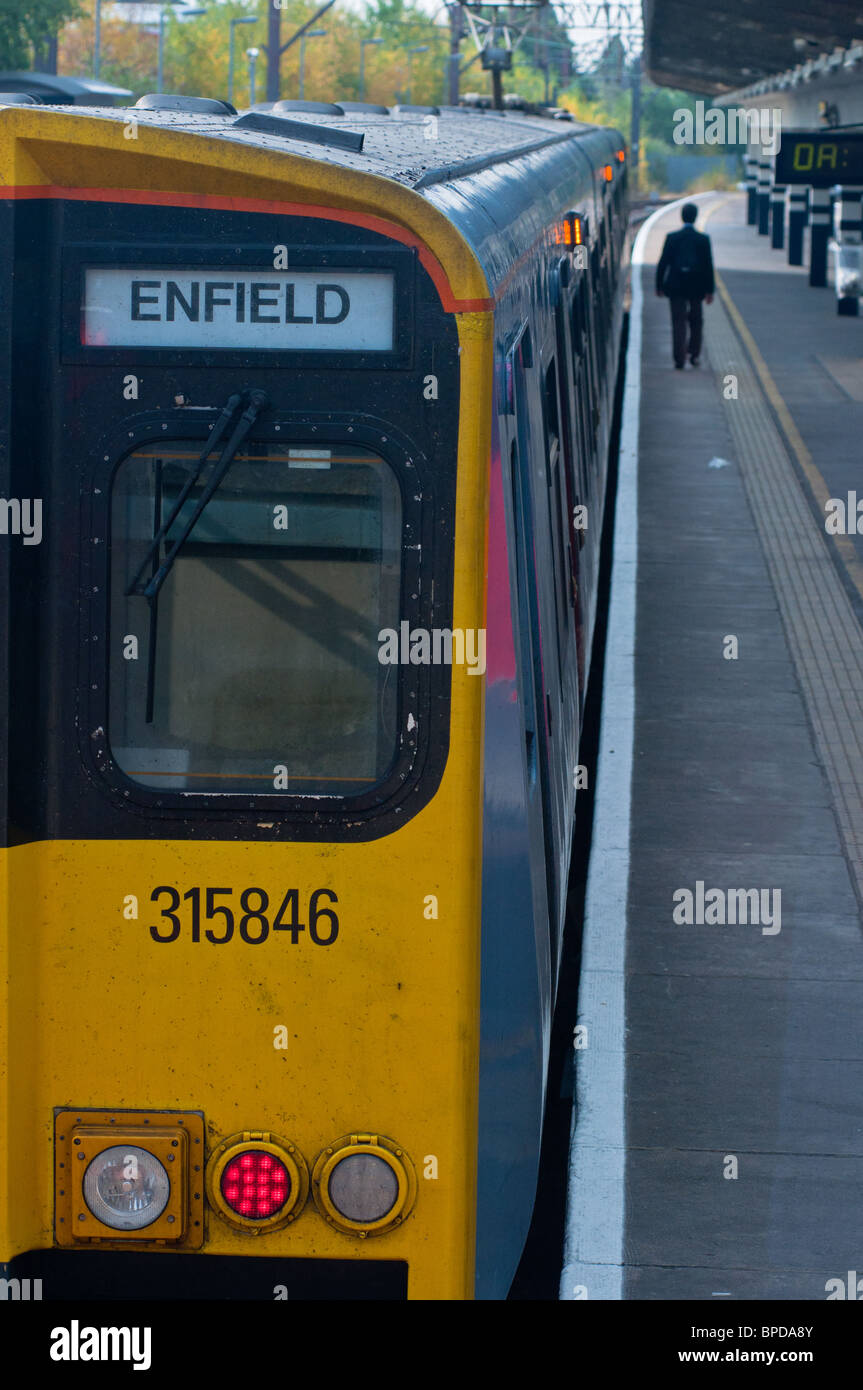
[79,407,450,839]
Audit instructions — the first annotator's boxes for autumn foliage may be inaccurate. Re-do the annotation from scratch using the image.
[57,0,455,107]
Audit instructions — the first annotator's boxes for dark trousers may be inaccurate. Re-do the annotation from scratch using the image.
[669,296,704,366]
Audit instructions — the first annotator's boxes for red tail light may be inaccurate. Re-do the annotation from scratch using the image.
[221,1150,290,1219]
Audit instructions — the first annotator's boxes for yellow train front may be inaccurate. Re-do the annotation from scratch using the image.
[0,95,626,1300]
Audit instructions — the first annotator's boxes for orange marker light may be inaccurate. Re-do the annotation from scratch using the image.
[617,149,625,162]
[604,164,613,182]
[558,213,583,249]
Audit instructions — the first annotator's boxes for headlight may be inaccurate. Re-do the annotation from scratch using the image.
[54,1109,205,1248]
[82,1145,170,1230]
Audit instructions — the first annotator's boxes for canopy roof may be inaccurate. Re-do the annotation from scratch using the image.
[643,1,863,94]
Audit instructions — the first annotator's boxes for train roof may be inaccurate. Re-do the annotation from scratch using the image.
[0,70,132,104]
[2,101,620,192]
[0,100,625,300]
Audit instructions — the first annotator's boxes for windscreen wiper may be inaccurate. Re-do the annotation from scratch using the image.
[143,458,163,726]
[126,391,244,598]
[128,388,270,603]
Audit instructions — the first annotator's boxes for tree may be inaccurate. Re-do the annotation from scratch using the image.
[59,0,449,107]
[0,0,83,70]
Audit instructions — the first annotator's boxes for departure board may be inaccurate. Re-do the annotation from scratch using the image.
[775,131,863,187]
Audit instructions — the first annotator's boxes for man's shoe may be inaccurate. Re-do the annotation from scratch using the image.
[690,356,700,366]
[674,362,684,369]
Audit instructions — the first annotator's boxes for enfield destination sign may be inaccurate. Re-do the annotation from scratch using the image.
[82,267,396,351]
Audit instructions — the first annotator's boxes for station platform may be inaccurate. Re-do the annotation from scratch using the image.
[562,192,863,1301]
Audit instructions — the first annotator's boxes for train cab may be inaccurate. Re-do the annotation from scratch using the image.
[0,96,626,1299]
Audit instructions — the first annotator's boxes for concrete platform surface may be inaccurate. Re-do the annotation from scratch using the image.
[562,193,863,1302]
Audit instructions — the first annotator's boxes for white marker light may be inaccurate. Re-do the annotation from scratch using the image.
[328,1154,399,1223]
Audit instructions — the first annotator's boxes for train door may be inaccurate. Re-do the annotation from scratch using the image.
[590,239,607,384]
[554,267,589,704]
[540,356,573,684]
[570,277,599,643]
[570,280,594,513]
[508,326,567,953]
[539,350,579,977]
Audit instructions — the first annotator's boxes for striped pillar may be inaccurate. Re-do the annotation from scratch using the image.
[809,187,831,286]
[832,187,863,315]
[744,153,758,225]
[833,186,863,243]
[787,186,808,265]
[770,181,786,249]
[757,157,772,235]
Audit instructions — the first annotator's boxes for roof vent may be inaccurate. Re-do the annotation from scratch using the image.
[338,101,390,115]
[0,92,38,104]
[135,94,237,115]
[273,100,344,115]
[392,104,440,116]
[233,110,364,152]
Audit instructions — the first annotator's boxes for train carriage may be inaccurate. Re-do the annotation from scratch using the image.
[0,96,626,1300]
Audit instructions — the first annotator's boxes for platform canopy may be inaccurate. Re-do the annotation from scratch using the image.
[643,0,863,94]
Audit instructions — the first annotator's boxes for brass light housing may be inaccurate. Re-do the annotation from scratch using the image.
[312,1133,417,1237]
[206,1130,309,1233]
[54,1108,204,1248]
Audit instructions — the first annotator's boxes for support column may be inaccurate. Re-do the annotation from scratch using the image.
[809,187,831,287]
[771,181,786,249]
[744,153,758,225]
[266,0,280,103]
[757,157,771,235]
[787,186,808,265]
[832,186,863,315]
[833,186,863,243]
[447,3,463,107]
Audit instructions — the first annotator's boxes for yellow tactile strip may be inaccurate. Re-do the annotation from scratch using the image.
[706,268,863,906]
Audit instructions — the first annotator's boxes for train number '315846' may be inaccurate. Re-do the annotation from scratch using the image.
[148,886,339,945]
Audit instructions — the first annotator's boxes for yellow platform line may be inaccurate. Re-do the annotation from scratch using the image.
[700,196,863,606]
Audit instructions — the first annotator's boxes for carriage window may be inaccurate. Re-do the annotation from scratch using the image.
[544,360,560,444]
[571,282,585,352]
[544,358,572,629]
[109,440,402,796]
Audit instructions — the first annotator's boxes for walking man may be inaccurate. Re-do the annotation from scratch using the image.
[656,202,715,368]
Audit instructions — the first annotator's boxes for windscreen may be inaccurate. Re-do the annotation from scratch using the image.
[109,440,402,796]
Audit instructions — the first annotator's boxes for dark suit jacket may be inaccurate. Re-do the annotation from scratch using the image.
[656,225,715,299]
